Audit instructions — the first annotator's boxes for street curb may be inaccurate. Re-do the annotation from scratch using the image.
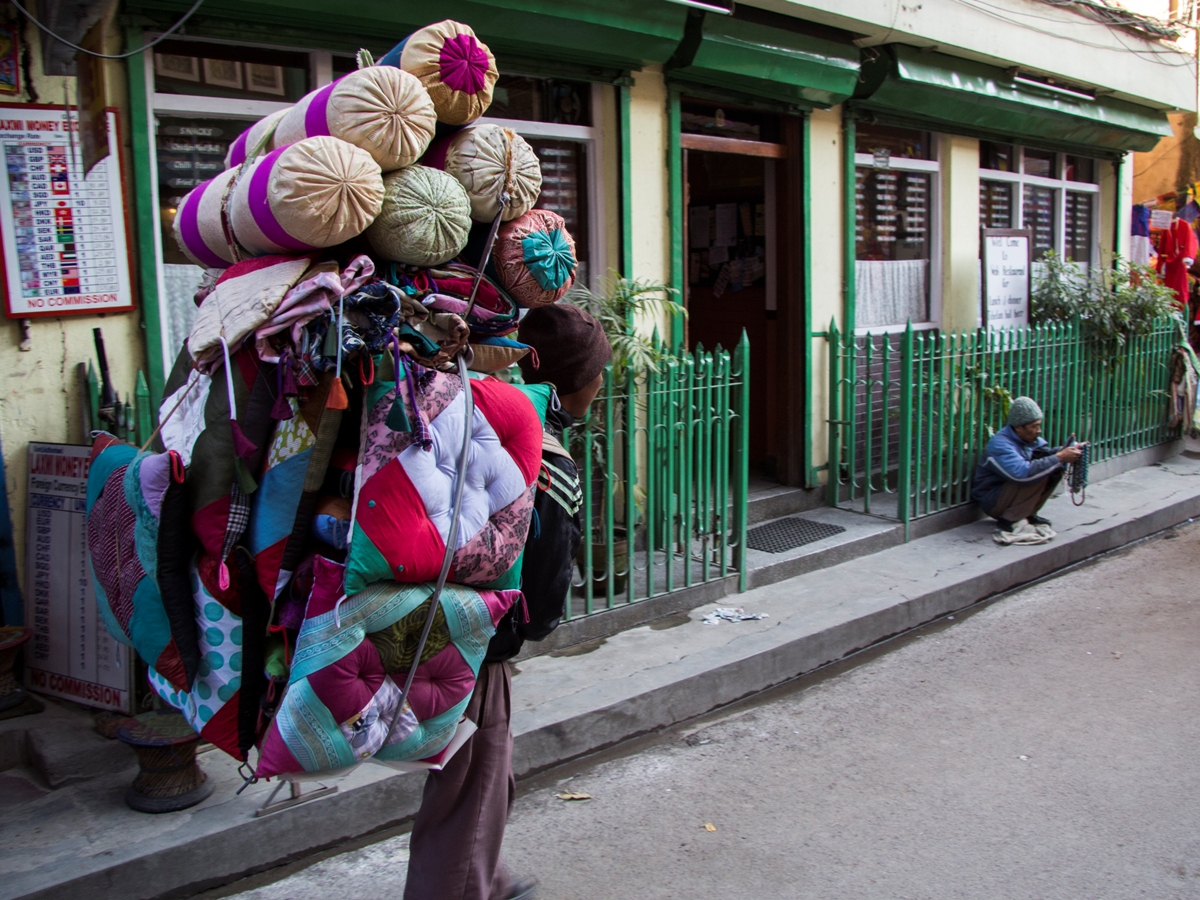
[11,466,1200,900]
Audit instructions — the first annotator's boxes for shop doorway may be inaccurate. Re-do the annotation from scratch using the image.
[682,102,804,485]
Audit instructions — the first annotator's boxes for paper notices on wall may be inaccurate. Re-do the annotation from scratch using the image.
[714,202,738,247]
[24,443,131,712]
[981,231,1031,330]
[0,105,134,318]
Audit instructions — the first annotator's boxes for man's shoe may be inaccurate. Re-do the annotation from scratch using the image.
[1027,515,1052,527]
[995,517,1016,533]
[505,878,539,900]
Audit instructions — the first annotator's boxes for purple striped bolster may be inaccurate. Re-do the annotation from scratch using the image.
[227,128,249,167]
[304,80,339,138]
[247,148,317,252]
[178,181,227,268]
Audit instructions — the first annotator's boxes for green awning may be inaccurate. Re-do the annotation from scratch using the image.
[853,45,1172,154]
[665,13,860,109]
[124,0,689,78]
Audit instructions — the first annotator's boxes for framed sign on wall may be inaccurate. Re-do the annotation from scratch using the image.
[980,227,1032,330]
[0,104,136,318]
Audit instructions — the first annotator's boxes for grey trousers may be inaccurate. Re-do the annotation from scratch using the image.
[986,470,1062,522]
[404,662,514,900]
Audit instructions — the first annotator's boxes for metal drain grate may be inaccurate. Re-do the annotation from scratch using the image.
[745,516,846,553]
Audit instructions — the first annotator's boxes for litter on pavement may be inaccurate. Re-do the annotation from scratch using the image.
[702,607,770,625]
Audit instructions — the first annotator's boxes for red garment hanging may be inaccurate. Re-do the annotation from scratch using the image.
[1157,218,1198,308]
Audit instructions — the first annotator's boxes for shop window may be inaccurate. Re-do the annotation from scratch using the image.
[1022,185,1058,261]
[1065,155,1096,184]
[680,101,779,142]
[980,141,1016,173]
[1064,191,1093,263]
[1022,148,1057,178]
[855,132,939,329]
[856,123,933,161]
[978,145,1100,271]
[980,180,1013,228]
[152,41,310,103]
[489,75,592,126]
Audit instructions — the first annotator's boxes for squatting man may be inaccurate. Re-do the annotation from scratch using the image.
[970,396,1085,541]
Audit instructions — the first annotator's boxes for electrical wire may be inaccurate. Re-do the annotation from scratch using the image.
[9,0,206,59]
[946,0,1197,65]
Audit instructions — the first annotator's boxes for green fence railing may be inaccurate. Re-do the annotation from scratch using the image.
[85,364,152,446]
[569,333,750,618]
[827,317,1181,530]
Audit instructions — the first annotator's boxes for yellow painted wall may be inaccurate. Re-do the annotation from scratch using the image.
[626,66,671,335]
[939,134,982,333]
[0,17,147,601]
[806,105,845,476]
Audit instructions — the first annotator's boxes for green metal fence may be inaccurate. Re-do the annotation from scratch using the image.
[568,333,750,619]
[827,317,1181,529]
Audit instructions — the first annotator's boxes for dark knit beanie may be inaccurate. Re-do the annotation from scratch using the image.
[517,304,612,395]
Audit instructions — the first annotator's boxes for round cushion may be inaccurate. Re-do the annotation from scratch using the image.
[365,165,472,266]
[398,20,497,126]
[274,67,436,172]
[224,108,290,168]
[229,135,385,256]
[172,167,240,268]
[440,124,542,223]
[493,209,578,307]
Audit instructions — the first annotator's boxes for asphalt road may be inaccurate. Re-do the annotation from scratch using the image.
[218,524,1200,900]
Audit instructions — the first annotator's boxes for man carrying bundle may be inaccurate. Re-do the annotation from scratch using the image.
[404,304,611,900]
[971,396,1085,543]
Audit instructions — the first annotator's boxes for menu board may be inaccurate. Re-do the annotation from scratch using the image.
[24,442,131,712]
[0,104,134,318]
[981,228,1032,330]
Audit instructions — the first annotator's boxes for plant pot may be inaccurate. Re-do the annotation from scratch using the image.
[580,528,628,597]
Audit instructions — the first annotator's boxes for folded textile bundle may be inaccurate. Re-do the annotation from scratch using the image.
[493,208,578,307]
[225,108,290,168]
[229,136,385,256]
[365,165,472,266]
[382,20,498,126]
[431,124,542,223]
[274,66,436,172]
[176,136,385,264]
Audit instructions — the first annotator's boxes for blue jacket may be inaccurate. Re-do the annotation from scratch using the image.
[971,425,1061,512]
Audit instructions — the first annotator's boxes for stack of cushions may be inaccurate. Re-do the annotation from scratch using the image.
[431,124,543,222]
[365,165,472,266]
[230,137,385,256]
[342,368,546,596]
[274,67,437,172]
[381,20,498,126]
[255,555,522,776]
[173,167,242,268]
[175,136,384,264]
[225,108,289,168]
[493,208,578,307]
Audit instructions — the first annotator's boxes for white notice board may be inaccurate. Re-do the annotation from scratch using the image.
[981,228,1032,330]
[0,104,135,318]
[25,442,131,712]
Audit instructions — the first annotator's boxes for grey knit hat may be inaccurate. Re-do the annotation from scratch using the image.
[1008,396,1044,428]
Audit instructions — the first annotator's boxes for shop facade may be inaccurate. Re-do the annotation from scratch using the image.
[0,0,1193,617]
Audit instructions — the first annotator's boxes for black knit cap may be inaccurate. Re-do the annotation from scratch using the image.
[517,304,612,396]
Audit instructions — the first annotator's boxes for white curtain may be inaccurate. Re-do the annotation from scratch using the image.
[856,260,928,328]
[162,264,204,363]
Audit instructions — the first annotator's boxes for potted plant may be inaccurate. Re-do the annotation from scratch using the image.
[563,274,685,596]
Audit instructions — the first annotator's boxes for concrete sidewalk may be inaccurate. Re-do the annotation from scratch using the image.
[5,454,1200,900]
